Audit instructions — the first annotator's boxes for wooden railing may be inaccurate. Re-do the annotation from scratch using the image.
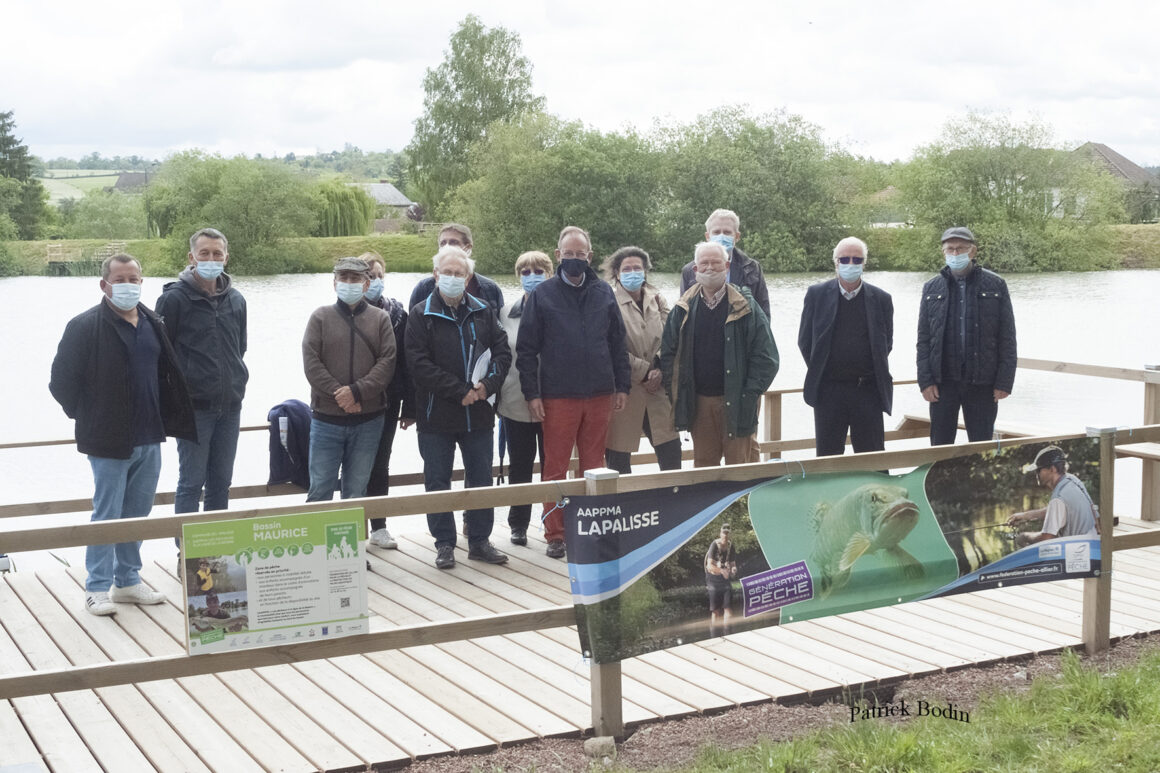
[762,359,1160,519]
[3,358,1160,738]
[6,358,1158,521]
[3,424,1160,739]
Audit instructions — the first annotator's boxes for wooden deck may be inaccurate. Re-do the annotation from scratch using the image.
[4,519,1160,773]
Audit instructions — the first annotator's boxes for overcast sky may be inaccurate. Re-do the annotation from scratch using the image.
[6,0,1159,167]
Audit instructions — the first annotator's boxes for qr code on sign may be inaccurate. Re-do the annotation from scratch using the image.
[340,597,350,608]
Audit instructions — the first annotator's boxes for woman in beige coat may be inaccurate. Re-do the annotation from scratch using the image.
[602,246,682,474]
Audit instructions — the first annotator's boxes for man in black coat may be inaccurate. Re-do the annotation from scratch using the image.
[798,237,893,456]
[679,208,770,321]
[407,223,505,315]
[917,227,1017,445]
[50,254,196,616]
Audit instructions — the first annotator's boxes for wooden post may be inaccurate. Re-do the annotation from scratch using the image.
[1082,428,1115,655]
[1142,365,1160,521]
[584,467,624,738]
[761,393,782,461]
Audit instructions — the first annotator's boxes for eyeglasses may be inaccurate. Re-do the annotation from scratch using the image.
[519,268,546,276]
[836,256,865,265]
[559,251,589,260]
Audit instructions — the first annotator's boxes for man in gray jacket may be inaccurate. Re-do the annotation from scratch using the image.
[155,228,248,517]
[302,257,397,502]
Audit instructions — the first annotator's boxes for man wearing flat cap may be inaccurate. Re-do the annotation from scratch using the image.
[916,227,1016,445]
[1006,445,1098,546]
[302,256,397,502]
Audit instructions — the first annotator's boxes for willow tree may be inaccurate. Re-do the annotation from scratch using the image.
[314,179,377,237]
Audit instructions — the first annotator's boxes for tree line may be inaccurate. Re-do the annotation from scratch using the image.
[3,14,1156,276]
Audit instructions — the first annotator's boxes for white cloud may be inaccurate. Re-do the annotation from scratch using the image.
[4,0,1158,166]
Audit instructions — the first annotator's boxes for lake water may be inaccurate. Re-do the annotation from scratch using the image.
[1,269,1156,568]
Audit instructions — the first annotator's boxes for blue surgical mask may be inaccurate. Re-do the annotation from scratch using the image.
[619,269,646,291]
[520,273,546,293]
[336,282,365,305]
[837,262,863,283]
[560,258,588,278]
[944,252,971,272]
[437,274,466,298]
[195,261,225,281]
[108,283,141,310]
[365,278,384,302]
[709,234,735,254]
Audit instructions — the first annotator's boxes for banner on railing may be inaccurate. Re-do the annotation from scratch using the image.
[565,437,1101,663]
[181,508,369,654]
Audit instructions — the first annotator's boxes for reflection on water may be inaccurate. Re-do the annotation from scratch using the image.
[2,268,1155,511]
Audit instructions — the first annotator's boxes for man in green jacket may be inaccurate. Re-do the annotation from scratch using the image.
[661,241,778,467]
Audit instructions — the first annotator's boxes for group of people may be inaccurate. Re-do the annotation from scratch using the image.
[50,209,1025,614]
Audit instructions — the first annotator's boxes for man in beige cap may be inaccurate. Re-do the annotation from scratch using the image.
[302,257,397,501]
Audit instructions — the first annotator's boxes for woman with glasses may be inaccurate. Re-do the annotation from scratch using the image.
[601,246,682,474]
[496,251,552,546]
[797,236,894,457]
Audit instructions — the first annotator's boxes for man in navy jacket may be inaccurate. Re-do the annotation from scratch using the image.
[516,226,630,558]
[798,237,893,456]
[917,227,1016,445]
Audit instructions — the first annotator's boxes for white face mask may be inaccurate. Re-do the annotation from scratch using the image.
[695,268,727,292]
[438,274,466,298]
[944,252,971,272]
[336,281,365,305]
[108,282,142,310]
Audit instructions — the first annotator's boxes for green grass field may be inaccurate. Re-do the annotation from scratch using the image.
[613,646,1160,772]
[38,169,126,202]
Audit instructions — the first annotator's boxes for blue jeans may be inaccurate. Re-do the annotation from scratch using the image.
[418,428,495,548]
[306,415,385,501]
[86,444,162,592]
[175,404,242,513]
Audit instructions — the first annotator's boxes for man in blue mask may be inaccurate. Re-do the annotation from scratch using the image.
[50,254,197,615]
[406,223,505,316]
[155,228,249,538]
[678,209,770,321]
[917,227,1017,445]
[404,247,511,568]
[798,237,894,456]
[302,257,397,503]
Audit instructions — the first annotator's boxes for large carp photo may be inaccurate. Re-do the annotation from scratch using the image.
[569,437,1101,663]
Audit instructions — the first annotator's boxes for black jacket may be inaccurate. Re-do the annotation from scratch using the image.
[798,279,894,414]
[267,398,311,488]
[408,273,504,317]
[917,264,1017,393]
[369,295,413,412]
[154,268,248,408]
[680,246,771,320]
[50,300,197,458]
[516,264,631,401]
[405,291,511,434]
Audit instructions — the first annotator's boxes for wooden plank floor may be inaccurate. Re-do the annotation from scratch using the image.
[4,519,1160,772]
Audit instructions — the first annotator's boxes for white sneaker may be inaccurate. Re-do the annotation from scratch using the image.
[368,528,397,549]
[85,592,116,616]
[110,582,166,605]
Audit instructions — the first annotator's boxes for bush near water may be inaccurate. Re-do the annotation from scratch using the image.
[4,225,1157,278]
[1,233,435,276]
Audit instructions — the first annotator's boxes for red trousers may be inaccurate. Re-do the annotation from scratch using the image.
[540,395,614,542]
